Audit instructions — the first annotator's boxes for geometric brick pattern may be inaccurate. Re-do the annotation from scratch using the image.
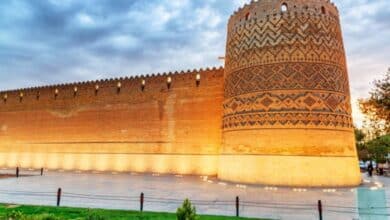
[223,90,353,130]
[224,91,351,115]
[223,112,352,131]
[224,62,349,98]
[223,4,353,130]
[225,12,345,73]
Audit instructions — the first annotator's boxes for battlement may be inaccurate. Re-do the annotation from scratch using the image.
[0,66,224,107]
[229,0,339,28]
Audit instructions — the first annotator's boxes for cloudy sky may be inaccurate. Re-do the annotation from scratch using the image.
[0,0,389,127]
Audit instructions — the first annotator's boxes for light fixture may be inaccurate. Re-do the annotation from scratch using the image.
[54,89,59,99]
[117,82,121,94]
[167,77,172,89]
[141,79,146,91]
[95,84,99,95]
[19,92,23,102]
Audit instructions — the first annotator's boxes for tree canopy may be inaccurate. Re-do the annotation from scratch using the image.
[359,68,390,136]
[365,135,390,163]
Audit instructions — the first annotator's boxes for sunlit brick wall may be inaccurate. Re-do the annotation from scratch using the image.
[0,68,224,175]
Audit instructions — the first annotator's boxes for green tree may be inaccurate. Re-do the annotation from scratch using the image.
[359,68,390,136]
[355,128,368,160]
[366,135,390,163]
[355,128,366,143]
[176,199,197,220]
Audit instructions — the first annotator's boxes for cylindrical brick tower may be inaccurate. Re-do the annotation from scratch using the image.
[219,0,361,186]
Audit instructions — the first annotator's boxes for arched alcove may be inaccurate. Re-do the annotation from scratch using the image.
[281,3,288,12]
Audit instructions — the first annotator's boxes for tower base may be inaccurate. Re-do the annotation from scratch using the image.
[219,129,361,187]
[218,154,361,187]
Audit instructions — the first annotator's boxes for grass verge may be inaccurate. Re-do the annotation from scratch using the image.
[0,204,269,220]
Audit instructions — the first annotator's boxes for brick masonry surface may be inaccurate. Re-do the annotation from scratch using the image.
[0,0,361,187]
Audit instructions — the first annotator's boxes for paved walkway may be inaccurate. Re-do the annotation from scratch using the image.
[0,168,388,220]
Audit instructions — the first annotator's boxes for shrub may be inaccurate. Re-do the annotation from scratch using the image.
[176,199,197,220]
[5,211,63,220]
[6,210,25,220]
[85,212,107,220]
[31,214,62,220]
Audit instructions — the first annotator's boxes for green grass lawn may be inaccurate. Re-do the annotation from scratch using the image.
[0,204,268,220]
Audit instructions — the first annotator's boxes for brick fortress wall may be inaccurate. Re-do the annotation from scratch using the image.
[0,0,361,187]
[0,67,224,175]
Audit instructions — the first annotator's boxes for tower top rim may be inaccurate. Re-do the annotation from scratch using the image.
[230,0,339,23]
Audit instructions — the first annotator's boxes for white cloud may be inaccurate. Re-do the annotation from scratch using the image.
[191,6,222,29]
[77,13,95,26]
[109,35,139,50]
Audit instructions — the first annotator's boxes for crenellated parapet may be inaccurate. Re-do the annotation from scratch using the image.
[230,0,339,26]
[0,67,223,111]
